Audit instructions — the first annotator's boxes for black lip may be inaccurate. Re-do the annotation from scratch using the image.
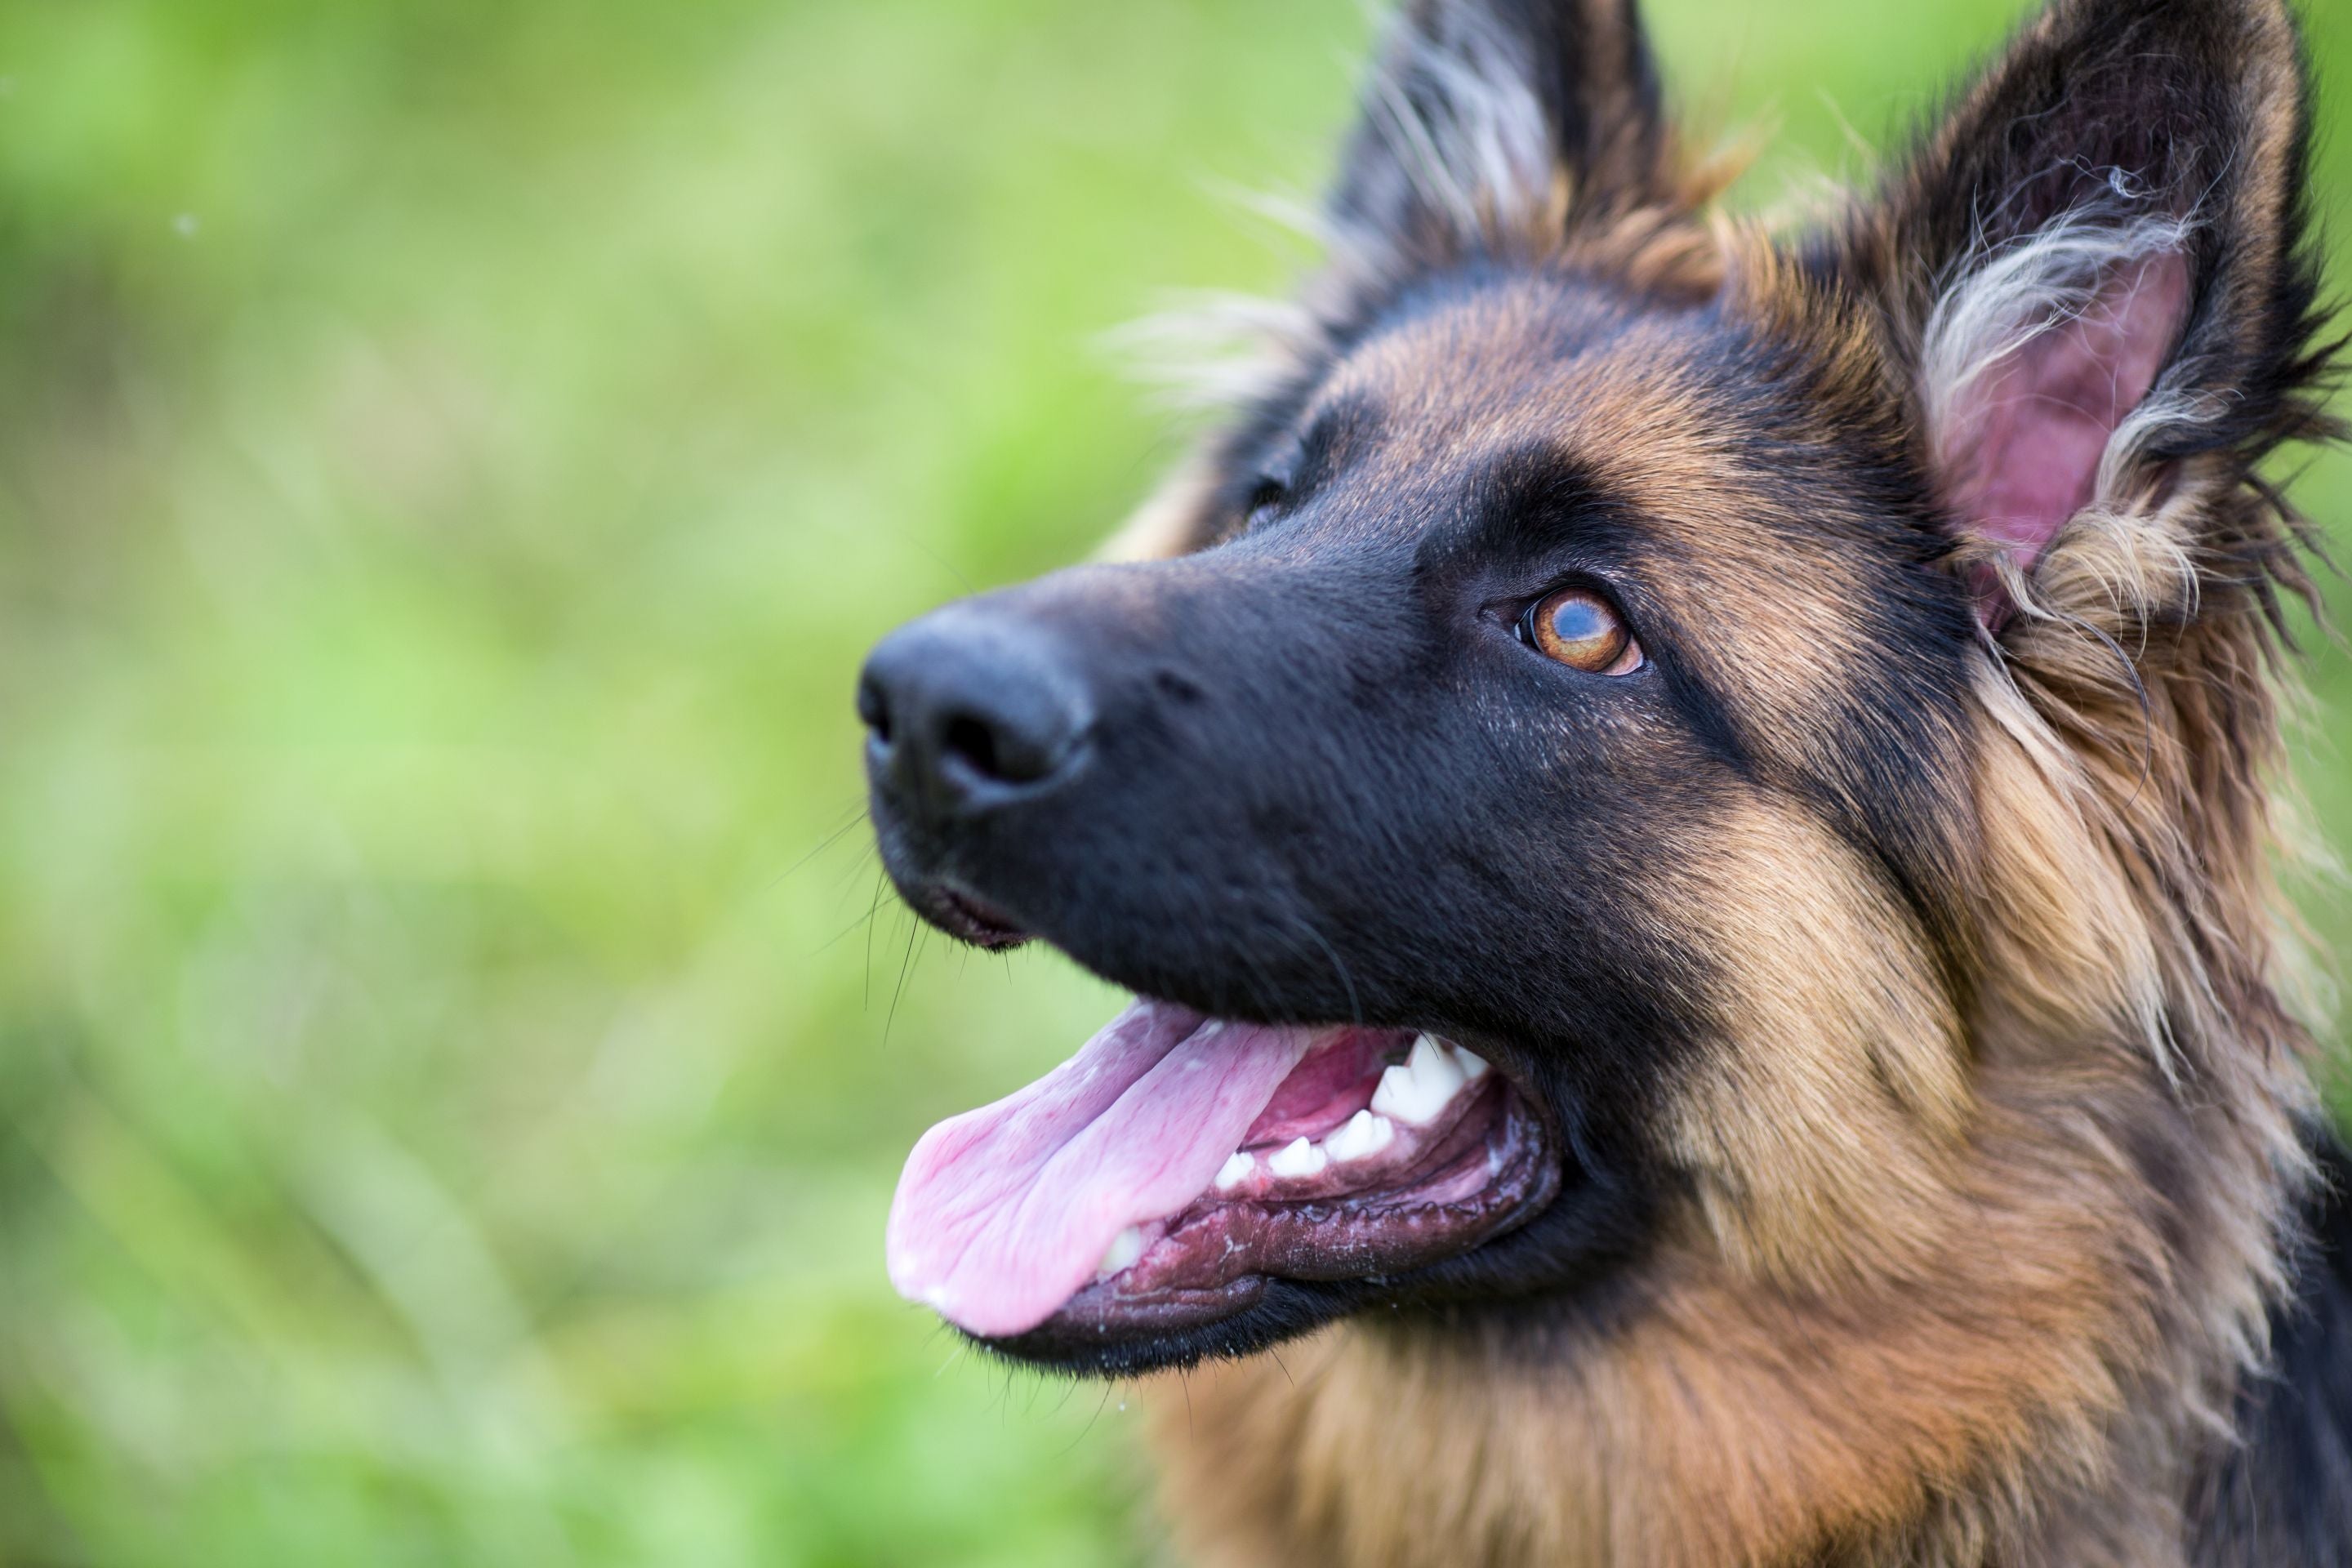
[973,1135,1650,1377]
[926,884,1031,950]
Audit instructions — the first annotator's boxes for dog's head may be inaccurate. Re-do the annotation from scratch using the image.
[862,0,2329,1378]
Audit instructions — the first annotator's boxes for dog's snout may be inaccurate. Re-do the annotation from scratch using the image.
[859,607,1093,817]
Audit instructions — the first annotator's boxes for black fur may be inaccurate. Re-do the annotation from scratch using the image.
[858,0,2349,1557]
[861,261,1987,1370]
[2190,1129,2352,1567]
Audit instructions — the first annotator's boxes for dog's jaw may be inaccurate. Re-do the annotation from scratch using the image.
[885,998,1565,1370]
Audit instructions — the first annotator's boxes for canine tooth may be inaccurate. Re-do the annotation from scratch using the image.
[1267,1135,1329,1179]
[1098,1225,1146,1276]
[1214,1151,1256,1191]
[1371,1034,1467,1125]
[1325,1109,1395,1163]
[1453,1045,1490,1081]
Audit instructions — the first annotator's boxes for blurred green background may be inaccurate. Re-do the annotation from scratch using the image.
[1,1,2348,1563]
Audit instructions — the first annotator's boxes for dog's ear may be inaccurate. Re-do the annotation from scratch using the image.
[1328,0,1677,272]
[1833,0,2329,630]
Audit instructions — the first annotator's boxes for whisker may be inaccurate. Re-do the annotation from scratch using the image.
[884,917,925,1047]
[765,800,871,891]
[862,867,890,1009]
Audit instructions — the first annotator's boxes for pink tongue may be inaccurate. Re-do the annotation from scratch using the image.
[886,999,1321,1338]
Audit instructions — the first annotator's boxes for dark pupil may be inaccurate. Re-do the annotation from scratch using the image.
[1551,598,1609,645]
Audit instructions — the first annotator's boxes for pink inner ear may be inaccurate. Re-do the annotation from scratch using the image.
[1941,251,2191,615]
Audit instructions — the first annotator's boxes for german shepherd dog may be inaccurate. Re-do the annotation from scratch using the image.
[858,0,2350,1561]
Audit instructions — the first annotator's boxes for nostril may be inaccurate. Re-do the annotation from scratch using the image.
[857,672,893,746]
[940,712,1005,780]
[938,707,1070,786]
[859,610,1089,808]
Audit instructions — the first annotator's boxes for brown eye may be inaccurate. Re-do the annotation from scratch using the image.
[1526,588,1641,675]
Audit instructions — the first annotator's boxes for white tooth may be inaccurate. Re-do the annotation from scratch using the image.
[1214,1150,1256,1191]
[1266,1135,1329,1180]
[1372,1034,1468,1125]
[1325,1109,1395,1163]
[1370,1064,1419,1121]
[1098,1225,1146,1276]
[1452,1045,1490,1081]
[1409,1032,1456,1082]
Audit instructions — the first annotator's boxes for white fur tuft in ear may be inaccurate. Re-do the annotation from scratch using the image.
[1357,7,1557,250]
[1920,209,2196,622]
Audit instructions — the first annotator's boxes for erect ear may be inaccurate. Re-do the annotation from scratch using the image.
[1329,0,1678,273]
[1837,0,2328,629]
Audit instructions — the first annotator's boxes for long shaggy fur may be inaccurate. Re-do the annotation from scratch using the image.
[1115,2,2347,1565]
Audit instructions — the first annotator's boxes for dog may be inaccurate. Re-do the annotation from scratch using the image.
[857,0,2350,1561]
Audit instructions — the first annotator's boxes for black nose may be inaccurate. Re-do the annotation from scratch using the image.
[858,604,1094,818]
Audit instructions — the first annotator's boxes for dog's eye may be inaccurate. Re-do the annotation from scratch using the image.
[1523,589,1642,675]
[1245,476,1287,522]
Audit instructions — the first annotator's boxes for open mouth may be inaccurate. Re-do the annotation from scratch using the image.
[886,998,1560,1351]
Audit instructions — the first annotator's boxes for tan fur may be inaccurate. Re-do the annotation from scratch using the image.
[1150,546,2314,1565]
[1116,3,2332,1561]
[1099,450,1227,564]
[1140,117,2324,1568]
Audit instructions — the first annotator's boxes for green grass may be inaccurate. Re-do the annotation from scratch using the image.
[1,2,2348,1563]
